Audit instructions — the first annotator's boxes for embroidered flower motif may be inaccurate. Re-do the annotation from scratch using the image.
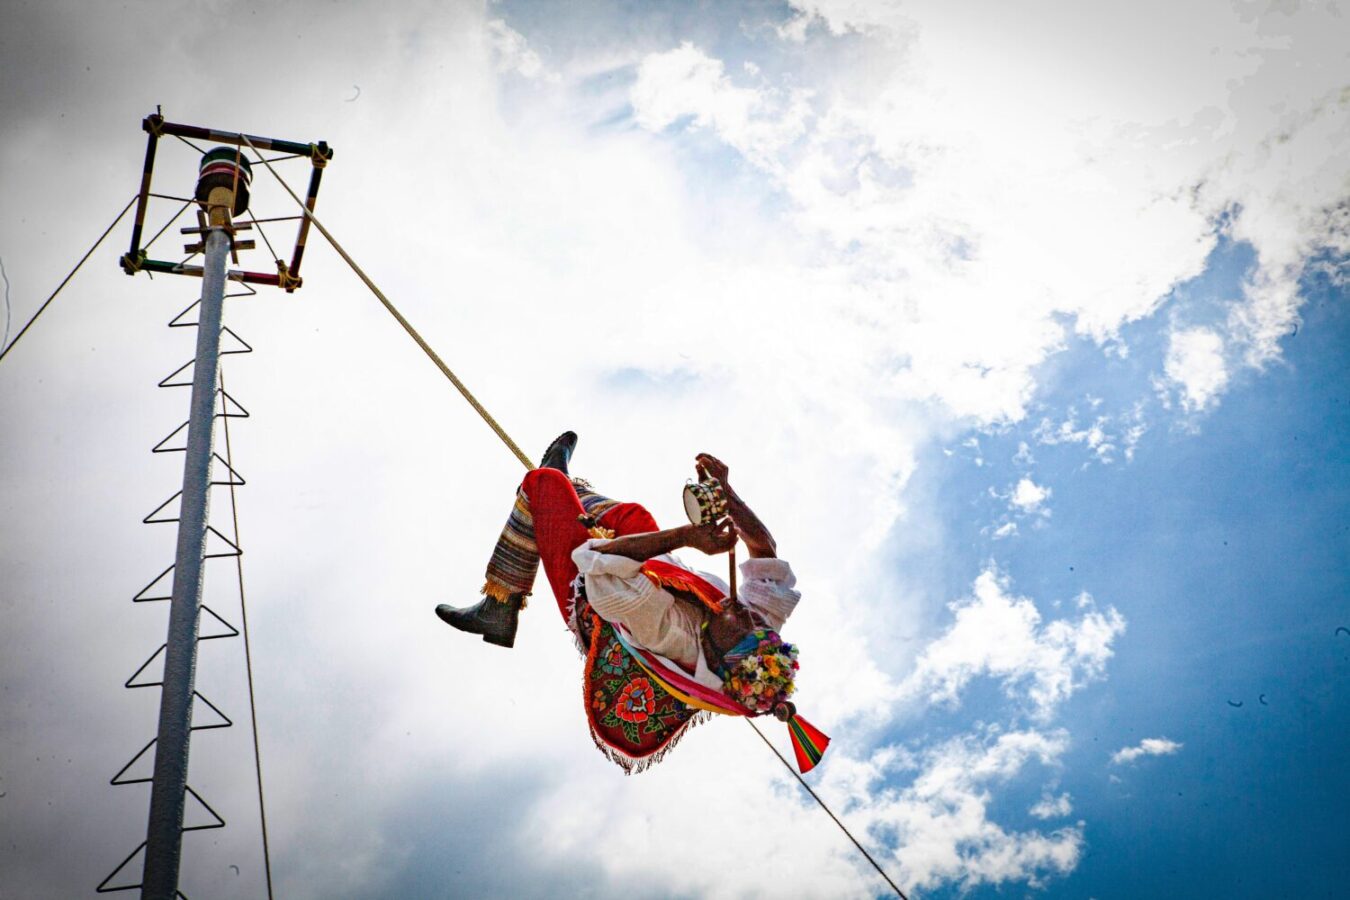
[599,640,629,676]
[591,689,606,711]
[614,677,655,723]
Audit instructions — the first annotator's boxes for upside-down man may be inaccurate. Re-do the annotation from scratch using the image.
[435,432,828,773]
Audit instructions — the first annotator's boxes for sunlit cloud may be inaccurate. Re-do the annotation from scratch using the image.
[1111,737,1184,765]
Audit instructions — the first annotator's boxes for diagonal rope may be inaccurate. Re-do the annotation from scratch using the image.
[0,194,137,366]
[245,132,906,898]
[745,719,906,898]
[142,199,195,253]
[1,255,11,352]
[219,366,275,900]
[239,135,534,470]
[244,209,280,262]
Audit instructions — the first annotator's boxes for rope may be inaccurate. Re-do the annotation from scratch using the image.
[246,132,906,898]
[143,200,194,253]
[219,367,276,900]
[745,720,907,899]
[1,255,11,352]
[239,135,534,470]
[0,195,137,366]
[244,209,280,262]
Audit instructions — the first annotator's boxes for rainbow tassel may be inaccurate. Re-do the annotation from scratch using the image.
[787,714,830,773]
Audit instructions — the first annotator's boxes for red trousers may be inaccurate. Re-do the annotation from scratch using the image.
[520,469,659,622]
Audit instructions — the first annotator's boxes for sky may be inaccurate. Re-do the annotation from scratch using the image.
[0,0,1347,897]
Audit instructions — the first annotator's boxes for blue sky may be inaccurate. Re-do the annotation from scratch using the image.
[915,256,1350,898]
[1,1,1347,897]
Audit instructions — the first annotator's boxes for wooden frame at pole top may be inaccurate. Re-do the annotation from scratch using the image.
[120,111,334,293]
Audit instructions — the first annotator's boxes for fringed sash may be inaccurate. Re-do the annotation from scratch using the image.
[582,611,707,774]
[577,565,831,775]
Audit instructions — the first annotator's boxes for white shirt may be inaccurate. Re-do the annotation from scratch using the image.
[570,539,801,685]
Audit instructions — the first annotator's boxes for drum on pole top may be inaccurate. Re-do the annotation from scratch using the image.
[195,147,253,221]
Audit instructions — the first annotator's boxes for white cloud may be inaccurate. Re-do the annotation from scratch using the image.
[1030,792,1074,820]
[836,729,1084,892]
[898,569,1125,719]
[631,42,811,174]
[1163,326,1229,412]
[1112,737,1184,765]
[1010,477,1051,515]
[631,1,1348,428]
[1034,402,1148,464]
[485,18,548,80]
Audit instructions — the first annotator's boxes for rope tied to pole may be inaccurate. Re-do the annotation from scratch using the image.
[244,135,906,898]
[239,135,535,471]
[0,194,138,366]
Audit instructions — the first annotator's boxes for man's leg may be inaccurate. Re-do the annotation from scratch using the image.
[438,469,658,643]
[521,470,660,620]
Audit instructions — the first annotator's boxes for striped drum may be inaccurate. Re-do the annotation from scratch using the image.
[195,147,253,217]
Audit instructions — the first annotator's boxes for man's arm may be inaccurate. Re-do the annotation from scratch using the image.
[591,519,736,562]
[696,453,777,558]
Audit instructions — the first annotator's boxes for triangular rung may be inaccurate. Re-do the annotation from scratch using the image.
[220,326,253,355]
[96,841,146,892]
[158,359,195,388]
[133,565,174,603]
[215,388,249,419]
[125,643,166,689]
[168,299,200,328]
[110,738,156,785]
[143,492,181,524]
[182,785,225,832]
[199,604,239,641]
[190,691,232,731]
[152,421,189,454]
[210,453,245,486]
[204,525,241,559]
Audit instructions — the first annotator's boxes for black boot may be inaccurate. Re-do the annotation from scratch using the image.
[540,430,578,474]
[435,594,524,648]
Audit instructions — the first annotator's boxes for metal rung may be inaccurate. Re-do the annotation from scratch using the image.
[189,691,232,731]
[220,326,253,355]
[143,492,182,524]
[152,421,189,454]
[133,565,175,603]
[182,786,225,832]
[158,360,195,388]
[125,644,167,689]
[110,738,156,785]
[204,525,242,559]
[96,841,146,893]
[168,299,199,328]
[217,388,249,418]
[210,452,245,486]
[199,604,240,641]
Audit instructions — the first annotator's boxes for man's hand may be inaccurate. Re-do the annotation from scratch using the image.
[685,519,737,556]
[695,452,778,558]
[695,452,731,490]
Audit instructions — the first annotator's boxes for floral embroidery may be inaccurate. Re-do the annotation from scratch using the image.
[585,616,697,767]
[599,639,629,676]
[614,678,655,723]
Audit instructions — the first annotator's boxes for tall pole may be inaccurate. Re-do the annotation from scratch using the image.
[141,223,229,899]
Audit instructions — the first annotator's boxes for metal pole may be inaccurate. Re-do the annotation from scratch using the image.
[141,226,229,899]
